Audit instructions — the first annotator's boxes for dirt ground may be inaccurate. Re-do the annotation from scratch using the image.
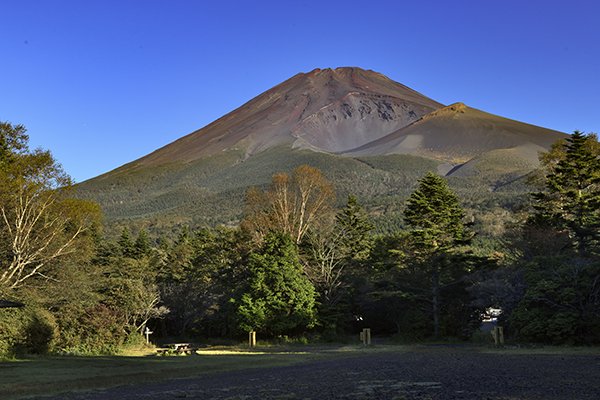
[33,346,600,400]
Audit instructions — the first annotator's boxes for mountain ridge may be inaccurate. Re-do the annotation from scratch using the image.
[342,102,564,162]
[76,67,568,231]
[121,67,444,169]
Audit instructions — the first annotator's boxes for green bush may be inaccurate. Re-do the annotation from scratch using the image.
[510,257,600,344]
[25,309,58,354]
[0,307,57,357]
[55,304,127,355]
[0,309,23,357]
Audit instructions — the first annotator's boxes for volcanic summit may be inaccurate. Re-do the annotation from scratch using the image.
[77,67,567,229]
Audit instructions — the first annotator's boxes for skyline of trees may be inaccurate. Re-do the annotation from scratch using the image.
[1,121,599,357]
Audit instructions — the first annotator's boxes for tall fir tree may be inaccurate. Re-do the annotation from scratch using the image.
[336,194,374,262]
[133,229,152,259]
[117,228,135,259]
[403,172,474,337]
[235,232,316,336]
[511,132,600,344]
[531,131,600,255]
[404,173,470,251]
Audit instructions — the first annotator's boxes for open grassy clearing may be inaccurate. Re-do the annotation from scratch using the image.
[2,344,599,399]
[0,345,390,399]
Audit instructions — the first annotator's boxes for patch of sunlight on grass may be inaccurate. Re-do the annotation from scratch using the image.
[119,347,157,357]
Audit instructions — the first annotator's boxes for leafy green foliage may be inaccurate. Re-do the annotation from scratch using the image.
[55,303,127,355]
[335,195,374,262]
[158,226,244,337]
[509,132,600,344]
[510,256,600,344]
[366,173,483,339]
[531,131,600,255]
[235,232,317,336]
[404,172,471,252]
[0,121,28,167]
[0,122,100,290]
[0,306,57,356]
[302,195,374,333]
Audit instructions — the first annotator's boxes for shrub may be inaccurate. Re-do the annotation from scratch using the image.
[55,304,127,355]
[0,307,57,357]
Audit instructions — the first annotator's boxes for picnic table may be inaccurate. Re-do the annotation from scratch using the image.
[157,343,195,355]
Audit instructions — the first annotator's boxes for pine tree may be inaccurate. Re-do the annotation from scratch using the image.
[404,172,473,337]
[336,195,374,262]
[510,132,600,344]
[133,229,151,259]
[404,172,470,251]
[532,131,600,255]
[236,232,317,336]
[117,228,135,259]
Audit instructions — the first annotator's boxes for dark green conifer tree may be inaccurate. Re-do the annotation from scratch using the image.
[133,229,152,259]
[236,232,316,336]
[531,131,600,255]
[403,172,474,338]
[336,194,374,262]
[511,132,600,344]
[117,228,135,259]
[404,173,470,251]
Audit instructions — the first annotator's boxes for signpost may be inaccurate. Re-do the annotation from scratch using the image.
[144,326,153,344]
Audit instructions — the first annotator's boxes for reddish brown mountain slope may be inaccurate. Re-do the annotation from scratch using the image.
[134,67,443,166]
[77,68,568,229]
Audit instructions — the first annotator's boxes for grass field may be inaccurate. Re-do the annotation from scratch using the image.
[0,345,366,399]
[2,344,599,400]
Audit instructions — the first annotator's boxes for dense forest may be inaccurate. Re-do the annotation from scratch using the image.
[1,121,599,357]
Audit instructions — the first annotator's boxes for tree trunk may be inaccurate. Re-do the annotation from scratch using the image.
[432,266,440,338]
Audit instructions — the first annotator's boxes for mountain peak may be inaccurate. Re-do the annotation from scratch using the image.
[77,68,568,229]
[133,68,443,166]
[305,66,368,75]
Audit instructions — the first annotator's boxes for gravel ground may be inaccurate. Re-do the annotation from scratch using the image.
[36,346,600,400]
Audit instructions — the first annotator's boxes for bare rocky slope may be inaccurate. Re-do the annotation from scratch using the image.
[343,102,564,162]
[76,67,567,231]
[132,67,443,167]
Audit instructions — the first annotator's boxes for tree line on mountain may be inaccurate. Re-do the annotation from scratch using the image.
[1,121,599,356]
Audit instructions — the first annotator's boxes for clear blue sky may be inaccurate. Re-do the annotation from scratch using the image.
[1,0,599,182]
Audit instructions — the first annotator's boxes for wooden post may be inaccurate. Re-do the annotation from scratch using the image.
[498,326,504,345]
[491,327,498,345]
[491,326,504,346]
[360,328,371,346]
[249,331,256,347]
